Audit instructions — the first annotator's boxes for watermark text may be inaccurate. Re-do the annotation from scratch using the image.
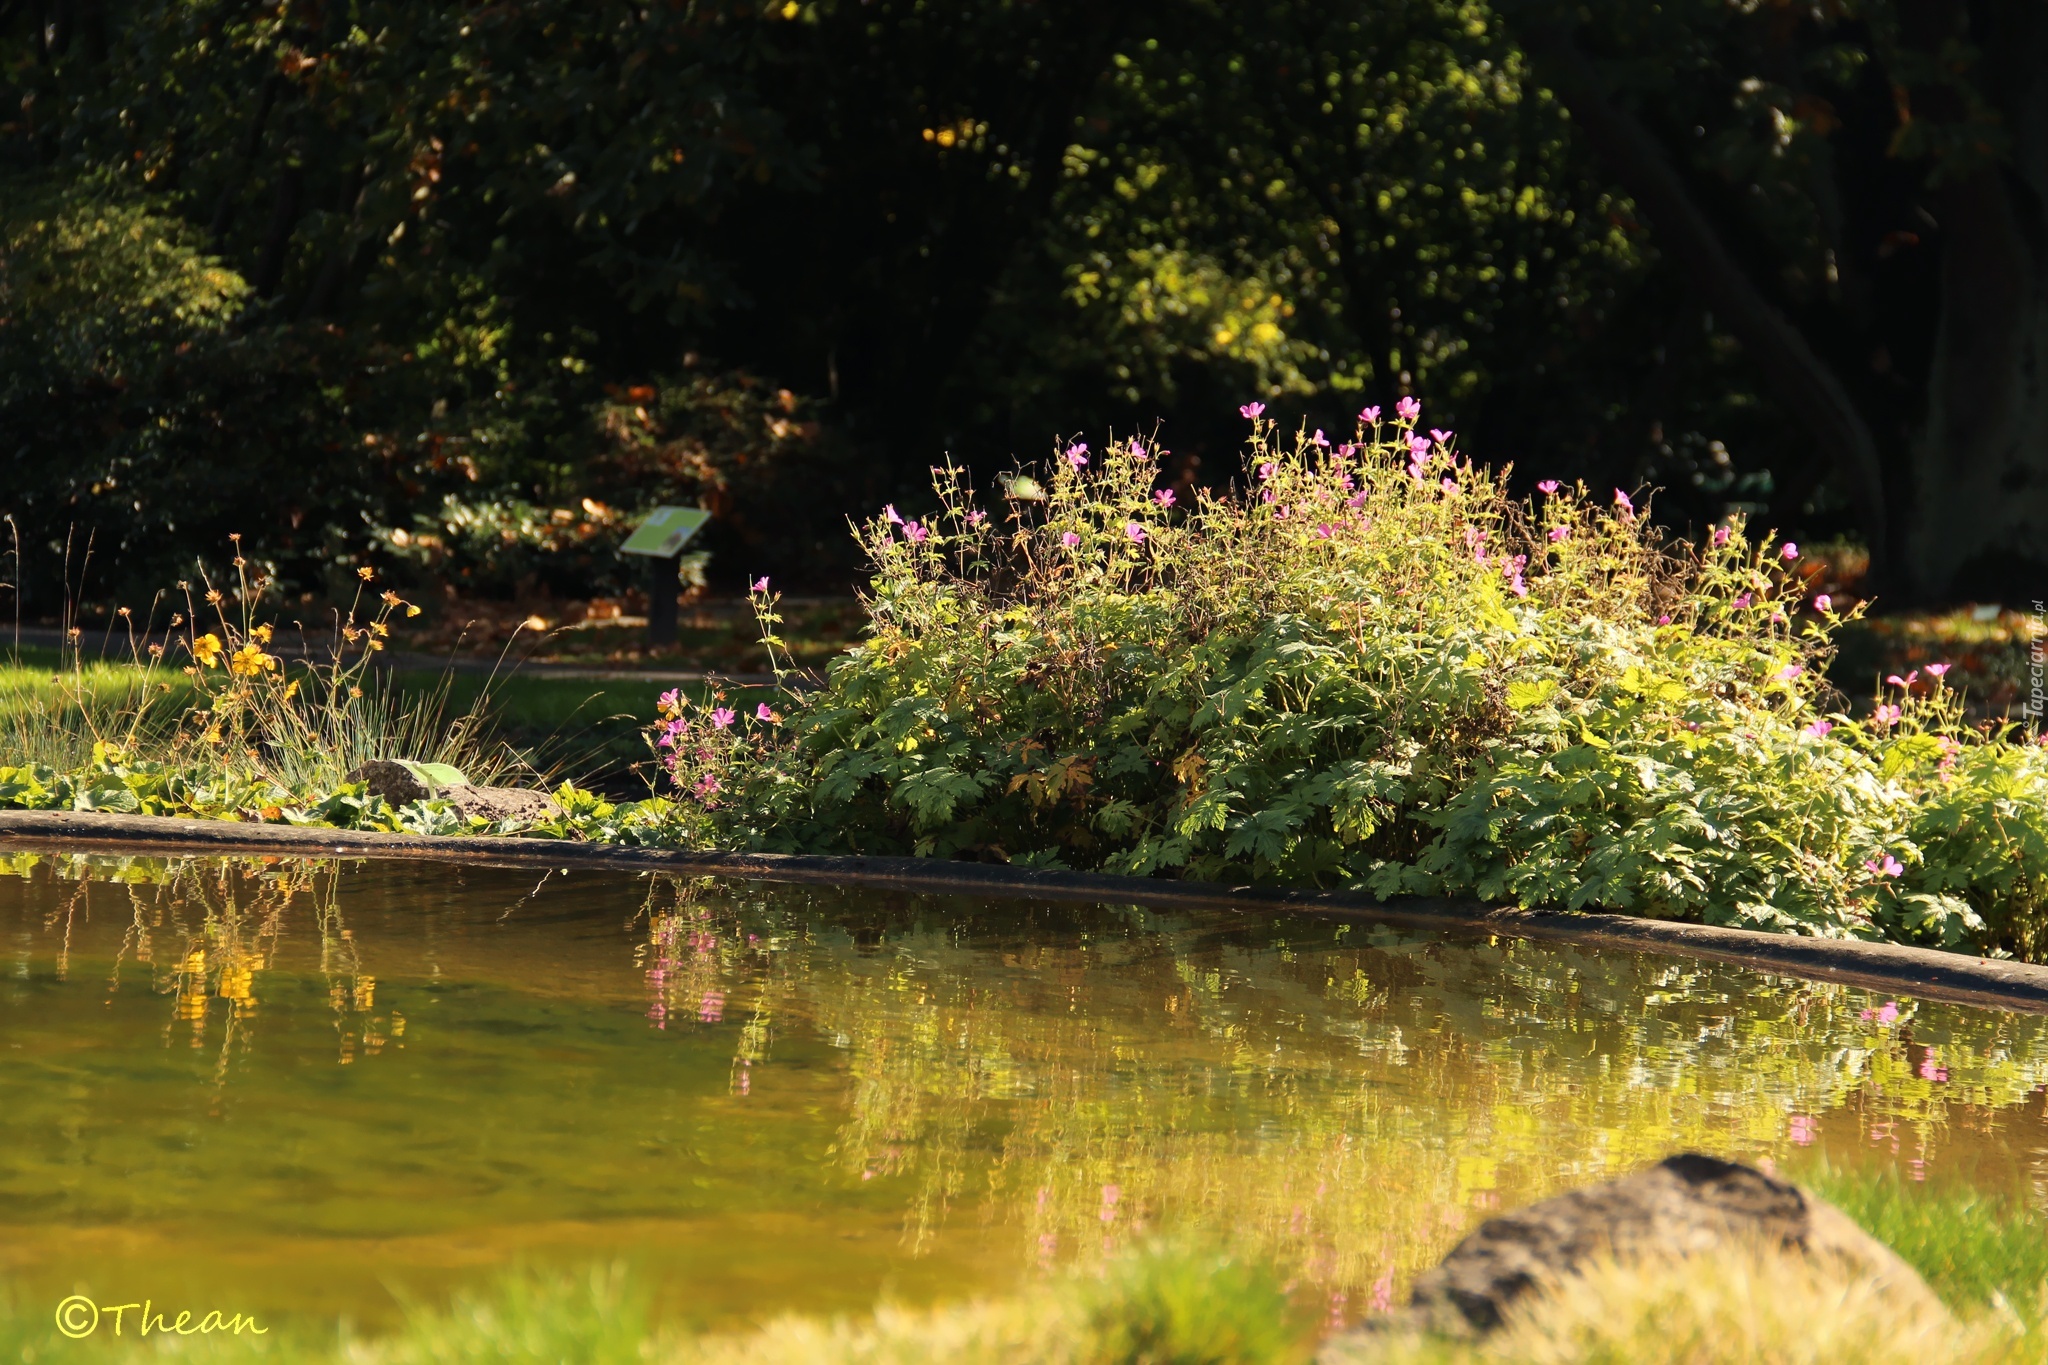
[54,1295,269,1339]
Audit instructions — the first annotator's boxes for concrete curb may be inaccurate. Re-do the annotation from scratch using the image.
[4,808,2046,1015]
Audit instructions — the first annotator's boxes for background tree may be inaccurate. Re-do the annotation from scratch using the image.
[3,0,2041,608]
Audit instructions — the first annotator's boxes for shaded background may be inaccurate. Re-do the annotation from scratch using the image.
[1,0,2042,611]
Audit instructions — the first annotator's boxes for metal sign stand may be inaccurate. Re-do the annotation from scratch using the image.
[619,507,712,649]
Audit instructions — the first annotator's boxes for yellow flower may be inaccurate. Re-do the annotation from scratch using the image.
[192,633,224,667]
[357,566,374,581]
[282,679,300,700]
[250,623,274,644]
[228,643,278,678]
[406,604,422,617]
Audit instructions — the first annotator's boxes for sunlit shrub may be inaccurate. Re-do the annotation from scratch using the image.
[662,404,2048,956]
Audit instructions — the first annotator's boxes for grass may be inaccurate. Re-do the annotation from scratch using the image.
[2,1169,2042,1363]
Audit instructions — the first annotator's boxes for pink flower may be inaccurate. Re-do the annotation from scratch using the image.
[1887,671,1918,688]
[1128,437,1148,459]
[1925,662,1951,678]
[1781,541,1799,560]
[1407,463,1427,482]
[710,707,737,730]
[904,520,929,544]
[756,703,776,721]
[1504,554,1528,598]
[1613,488,1634,515]
[1061,531,1081,548]
[658,688,682,711]
[882,504,903,524]
[1259,461,1277,481]
[1396,396,1421,423]
[967,509,986,527]
[1239,402,1266,419]
[1788,1114,1818,1146]
[1813,593,1832,612]
[1310,429,1329,447]
[1346,491,1369,509]
[1407,434,1430,457]
[1548,526,1570,542]
[1802,720,1834,738]
[1872,703,1902,728]
[1430,428,1453,445]
[1864,854,1904,878]
[1065,443,1089,467]
[1154,488,1176,507]
[1124,521,1147,543]
[1733,593,1752,609]
[1860,1001,1901,1024]
[1537,480,1560,495]
[751,576,770,592]
[1775,664,1804,682]
[1440,476,1459,494]
[1315,523,1335,540]
[1658,614,1671,625]
[1712,525,1731,547]
[1359,405,1381,424]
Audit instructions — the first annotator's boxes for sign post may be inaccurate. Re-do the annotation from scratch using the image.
[619,506,712,648]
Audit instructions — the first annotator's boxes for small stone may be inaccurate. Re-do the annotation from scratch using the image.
[345,759,432,806]
[344,761,557,825]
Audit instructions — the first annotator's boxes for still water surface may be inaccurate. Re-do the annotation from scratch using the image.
[3,853,2047,1331]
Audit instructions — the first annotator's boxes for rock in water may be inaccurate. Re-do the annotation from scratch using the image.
[1402,1154,1934,1335]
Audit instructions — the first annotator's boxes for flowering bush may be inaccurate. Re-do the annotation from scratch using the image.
[658,404,2048,957]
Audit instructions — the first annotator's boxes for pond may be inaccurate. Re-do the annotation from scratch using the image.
[4,853,2046,1335]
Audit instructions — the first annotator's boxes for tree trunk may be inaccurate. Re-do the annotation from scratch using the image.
[1519,29,1891,565]
[250,160,304,299]
[1906,167,2048,603]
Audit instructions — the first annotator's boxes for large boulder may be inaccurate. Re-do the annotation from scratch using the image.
[344,760,558,825]
[1354,1154,1937,1343]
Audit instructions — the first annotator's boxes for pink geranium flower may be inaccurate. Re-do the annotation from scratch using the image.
[1872,703,1902,728]
[1887,671,1919,688]
[882,504,902,524]
[1430,428,1453,445]
[1548,526,1570,542]
[756,703,776,721]
[751,576,770,592]
[1065,443,1089,467]
[1259,461,1277,481]
[710,707,737,730]
[1925,662,1951,678]
[1613,488,1634,515]
[1781,541,1799,560]
[1396,396,1421,423]
[1537,480,1560,495]
[904,520,929,543]
[1712,525,1731,547]
[1315,523,1335,539]
[1239,402,1265,419]
[1124,522,1147,543]
[1802,719,1833,738]
[1060,531,1081,548]
[1775,664,1804,681]
[1154,488,1176,507]
[1813,593,1832,612]
[1865,854,1904,878]
[1359,405,1381,424]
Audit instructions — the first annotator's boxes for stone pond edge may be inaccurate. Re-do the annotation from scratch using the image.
[5,808,2047,1015]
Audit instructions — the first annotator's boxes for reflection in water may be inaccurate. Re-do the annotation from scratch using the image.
[2,851,2046,1331]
